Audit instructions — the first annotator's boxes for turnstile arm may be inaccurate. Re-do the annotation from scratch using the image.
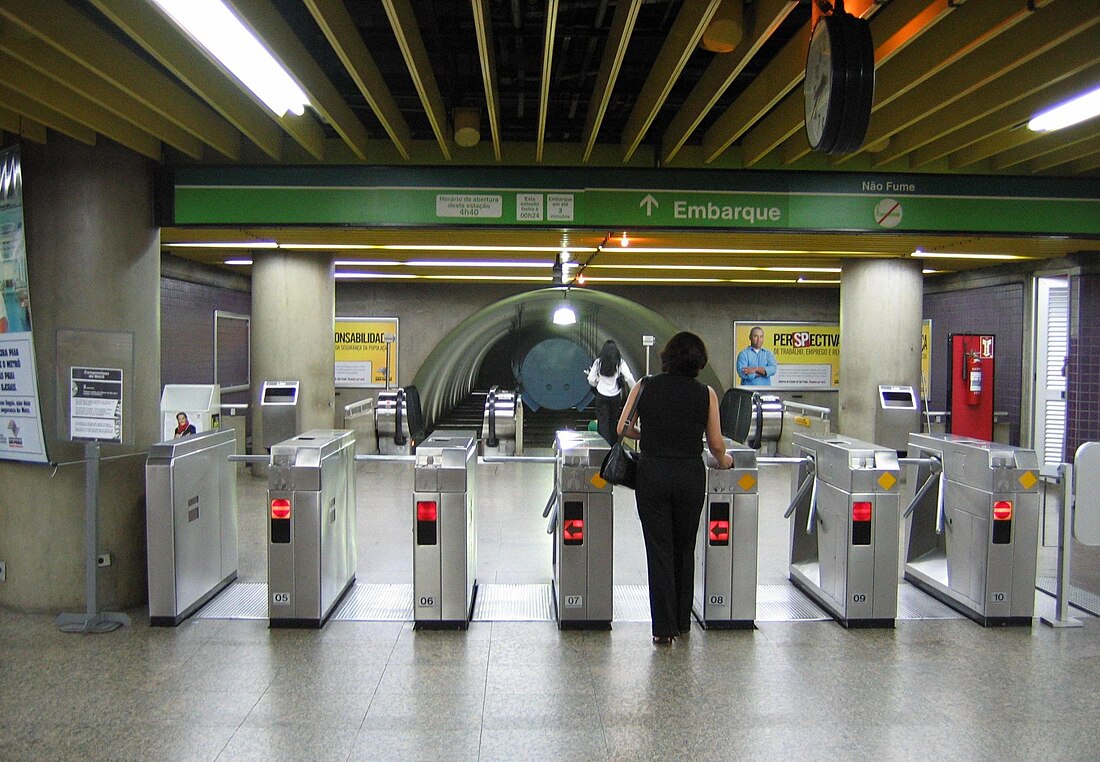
[901,457,943,519]
[806,478,819,535]
[783,457,817,520]
[542,490,557,519]
[935,468,947,535]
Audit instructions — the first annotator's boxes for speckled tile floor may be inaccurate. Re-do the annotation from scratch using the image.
[2,461,1097,760]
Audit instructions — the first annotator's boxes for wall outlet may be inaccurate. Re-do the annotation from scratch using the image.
[96,553,112,567]
[0,560,6,582]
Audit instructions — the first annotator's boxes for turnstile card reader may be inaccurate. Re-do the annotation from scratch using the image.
[789,433,901,628]
[904,433,1040,626]
[694,441,758,629]
[146,429,239,626]
[553,431,613,629]
[413,431,478,629]
[260,381,300,451]
[267,429,357,628]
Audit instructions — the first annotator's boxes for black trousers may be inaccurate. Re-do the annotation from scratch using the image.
[592,391,623,446]
[634,454,706,637]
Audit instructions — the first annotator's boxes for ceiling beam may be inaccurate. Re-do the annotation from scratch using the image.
[662,0,796,165]
[304,0,413,161]
[0,0,240,158]
[88,0,289,161]
[0,31,203,158]
[622,0,721,163]
[225,0,368,160]
[581,0,642,163]
[1000,124,1100,172]
[381,0,453,161]
[834,1,1097,169]
[0,104,45,143]
[470,0,503,161]
[764,0,957,166]
[0,50,160,159]
[536,0,559,163]
[0,81,96,146]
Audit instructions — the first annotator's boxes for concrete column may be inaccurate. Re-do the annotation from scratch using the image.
[0,136,159,611]
[251,251,334,451]
[838,259,923,441]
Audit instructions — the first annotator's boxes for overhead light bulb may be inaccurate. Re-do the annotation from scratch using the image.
[1028,85,1100,132]
[553,305,577,325]
[150,0,310,117]
[620,232,629,247]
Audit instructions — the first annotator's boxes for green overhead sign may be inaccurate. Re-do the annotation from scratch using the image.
[168,166,1100,236]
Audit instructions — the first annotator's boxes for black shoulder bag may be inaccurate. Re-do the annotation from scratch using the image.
[599,376,646,489]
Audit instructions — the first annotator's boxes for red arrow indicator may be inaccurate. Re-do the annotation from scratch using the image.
[709,520,729,545]
[564,518,584,545]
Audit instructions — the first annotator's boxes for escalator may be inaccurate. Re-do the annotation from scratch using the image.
[430,389,593,450]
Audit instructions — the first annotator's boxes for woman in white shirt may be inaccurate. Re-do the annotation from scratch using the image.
[587,339,636,445]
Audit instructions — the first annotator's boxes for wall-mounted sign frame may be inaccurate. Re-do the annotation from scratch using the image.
[334,317,399,388]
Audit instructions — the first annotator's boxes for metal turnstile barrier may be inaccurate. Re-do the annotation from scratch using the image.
[903,433,1040,626]
[267,430,357,628]
[481,386,523,456]
[694,441,758,629]
[787,433,902,627]
[146,429,239,626]
[777,401,831,457]
[551,431,613,629]
[413,431,478,629]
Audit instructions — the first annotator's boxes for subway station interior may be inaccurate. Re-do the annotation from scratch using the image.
[3,0,1100,759]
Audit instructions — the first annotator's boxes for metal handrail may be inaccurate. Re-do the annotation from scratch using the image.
[781,400,831,418]
[480,456,556,464]
[343,398,374,415]
[354,454,416,463]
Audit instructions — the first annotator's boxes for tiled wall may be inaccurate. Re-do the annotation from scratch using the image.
[924,282,1024,445]
[1066,275,1100,460]
[160,276,250,404]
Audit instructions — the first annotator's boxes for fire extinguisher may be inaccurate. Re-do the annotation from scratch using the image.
[966,352,982,406]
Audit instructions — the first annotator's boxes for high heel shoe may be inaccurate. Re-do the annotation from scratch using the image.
[652,635,675,645]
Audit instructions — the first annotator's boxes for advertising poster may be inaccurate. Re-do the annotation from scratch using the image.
[734,320,933,394]
[334,317,399,388]
[0,146,47,462]
[734,322,839,389]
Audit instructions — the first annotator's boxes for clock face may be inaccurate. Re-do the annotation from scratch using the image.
[804,18,835,150]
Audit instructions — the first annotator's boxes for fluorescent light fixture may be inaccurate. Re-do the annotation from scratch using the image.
[1028,85,1100,132]
[333,260,406,267]
[334,272,419,280]
[224,258,253,265]
[553,305,577,325]
[164,241,277,249]
[280,243,587,253]
[912,251,1027,260]
[151,0,309,117]
[406,260,548,268]
[422,275,550,282]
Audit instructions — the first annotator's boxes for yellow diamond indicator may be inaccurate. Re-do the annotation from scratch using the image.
[590,473,608,489]
[1019,470,1037,490]
[795,416,810,427]
[738,473,757,491]
[878,472,897,491]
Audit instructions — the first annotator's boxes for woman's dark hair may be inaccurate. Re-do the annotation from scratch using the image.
[597,339,622,376]
[660,332,708,377]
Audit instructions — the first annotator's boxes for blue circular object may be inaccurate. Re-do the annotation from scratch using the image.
[519,338,592,410]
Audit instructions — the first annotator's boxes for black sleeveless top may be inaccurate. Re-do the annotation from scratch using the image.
[636,373,710,459]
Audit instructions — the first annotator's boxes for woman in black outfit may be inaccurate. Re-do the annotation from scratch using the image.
[617,332,732,645]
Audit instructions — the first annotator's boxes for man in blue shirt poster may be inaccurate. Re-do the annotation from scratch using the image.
[737,326,778,385]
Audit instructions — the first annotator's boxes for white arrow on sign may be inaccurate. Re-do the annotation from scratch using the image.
[640,194,659,216]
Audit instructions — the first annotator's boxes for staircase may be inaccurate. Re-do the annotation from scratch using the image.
[429,390,595,450]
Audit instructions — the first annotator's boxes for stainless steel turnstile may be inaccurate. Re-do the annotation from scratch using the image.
[552,431,613,629]
[267,429,357,628]
[146,429,239,626]
[788,433,902,628]
[694,441,758,629]
[413,431,478,629]
[903,433,1040,626]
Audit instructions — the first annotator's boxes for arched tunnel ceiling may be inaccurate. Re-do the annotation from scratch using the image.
[412,287,720,429]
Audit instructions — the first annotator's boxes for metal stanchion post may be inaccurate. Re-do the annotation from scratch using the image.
[1041,463,1083,628]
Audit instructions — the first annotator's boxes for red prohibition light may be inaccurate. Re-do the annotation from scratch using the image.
[993,501,1013,521]
[852,501,872,522]
[417,501,438,522]
[270,498,291,520]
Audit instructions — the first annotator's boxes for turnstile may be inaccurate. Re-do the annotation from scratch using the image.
[267,429,357,628]
[788,433,901,628]
[694,441,758,629]
[552,431,613,629]
[481,386,523,456]
[146,429,239,626]
[413,431,478,629]
[903,433,1040,626]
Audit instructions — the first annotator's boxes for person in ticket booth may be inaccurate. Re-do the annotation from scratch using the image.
[173,412,196,438]
[736,325,778,385]
[586,339,636,446]
[617,331,732,645]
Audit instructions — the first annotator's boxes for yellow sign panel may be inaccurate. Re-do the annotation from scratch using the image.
[878,472,898,491]
[734,321,839,389]
[334,317,399,388]
[1018,470,1037,490]
[738,473,757,491]
[590,472,608,490]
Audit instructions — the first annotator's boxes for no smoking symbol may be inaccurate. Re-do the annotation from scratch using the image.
[875,198,903,228]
